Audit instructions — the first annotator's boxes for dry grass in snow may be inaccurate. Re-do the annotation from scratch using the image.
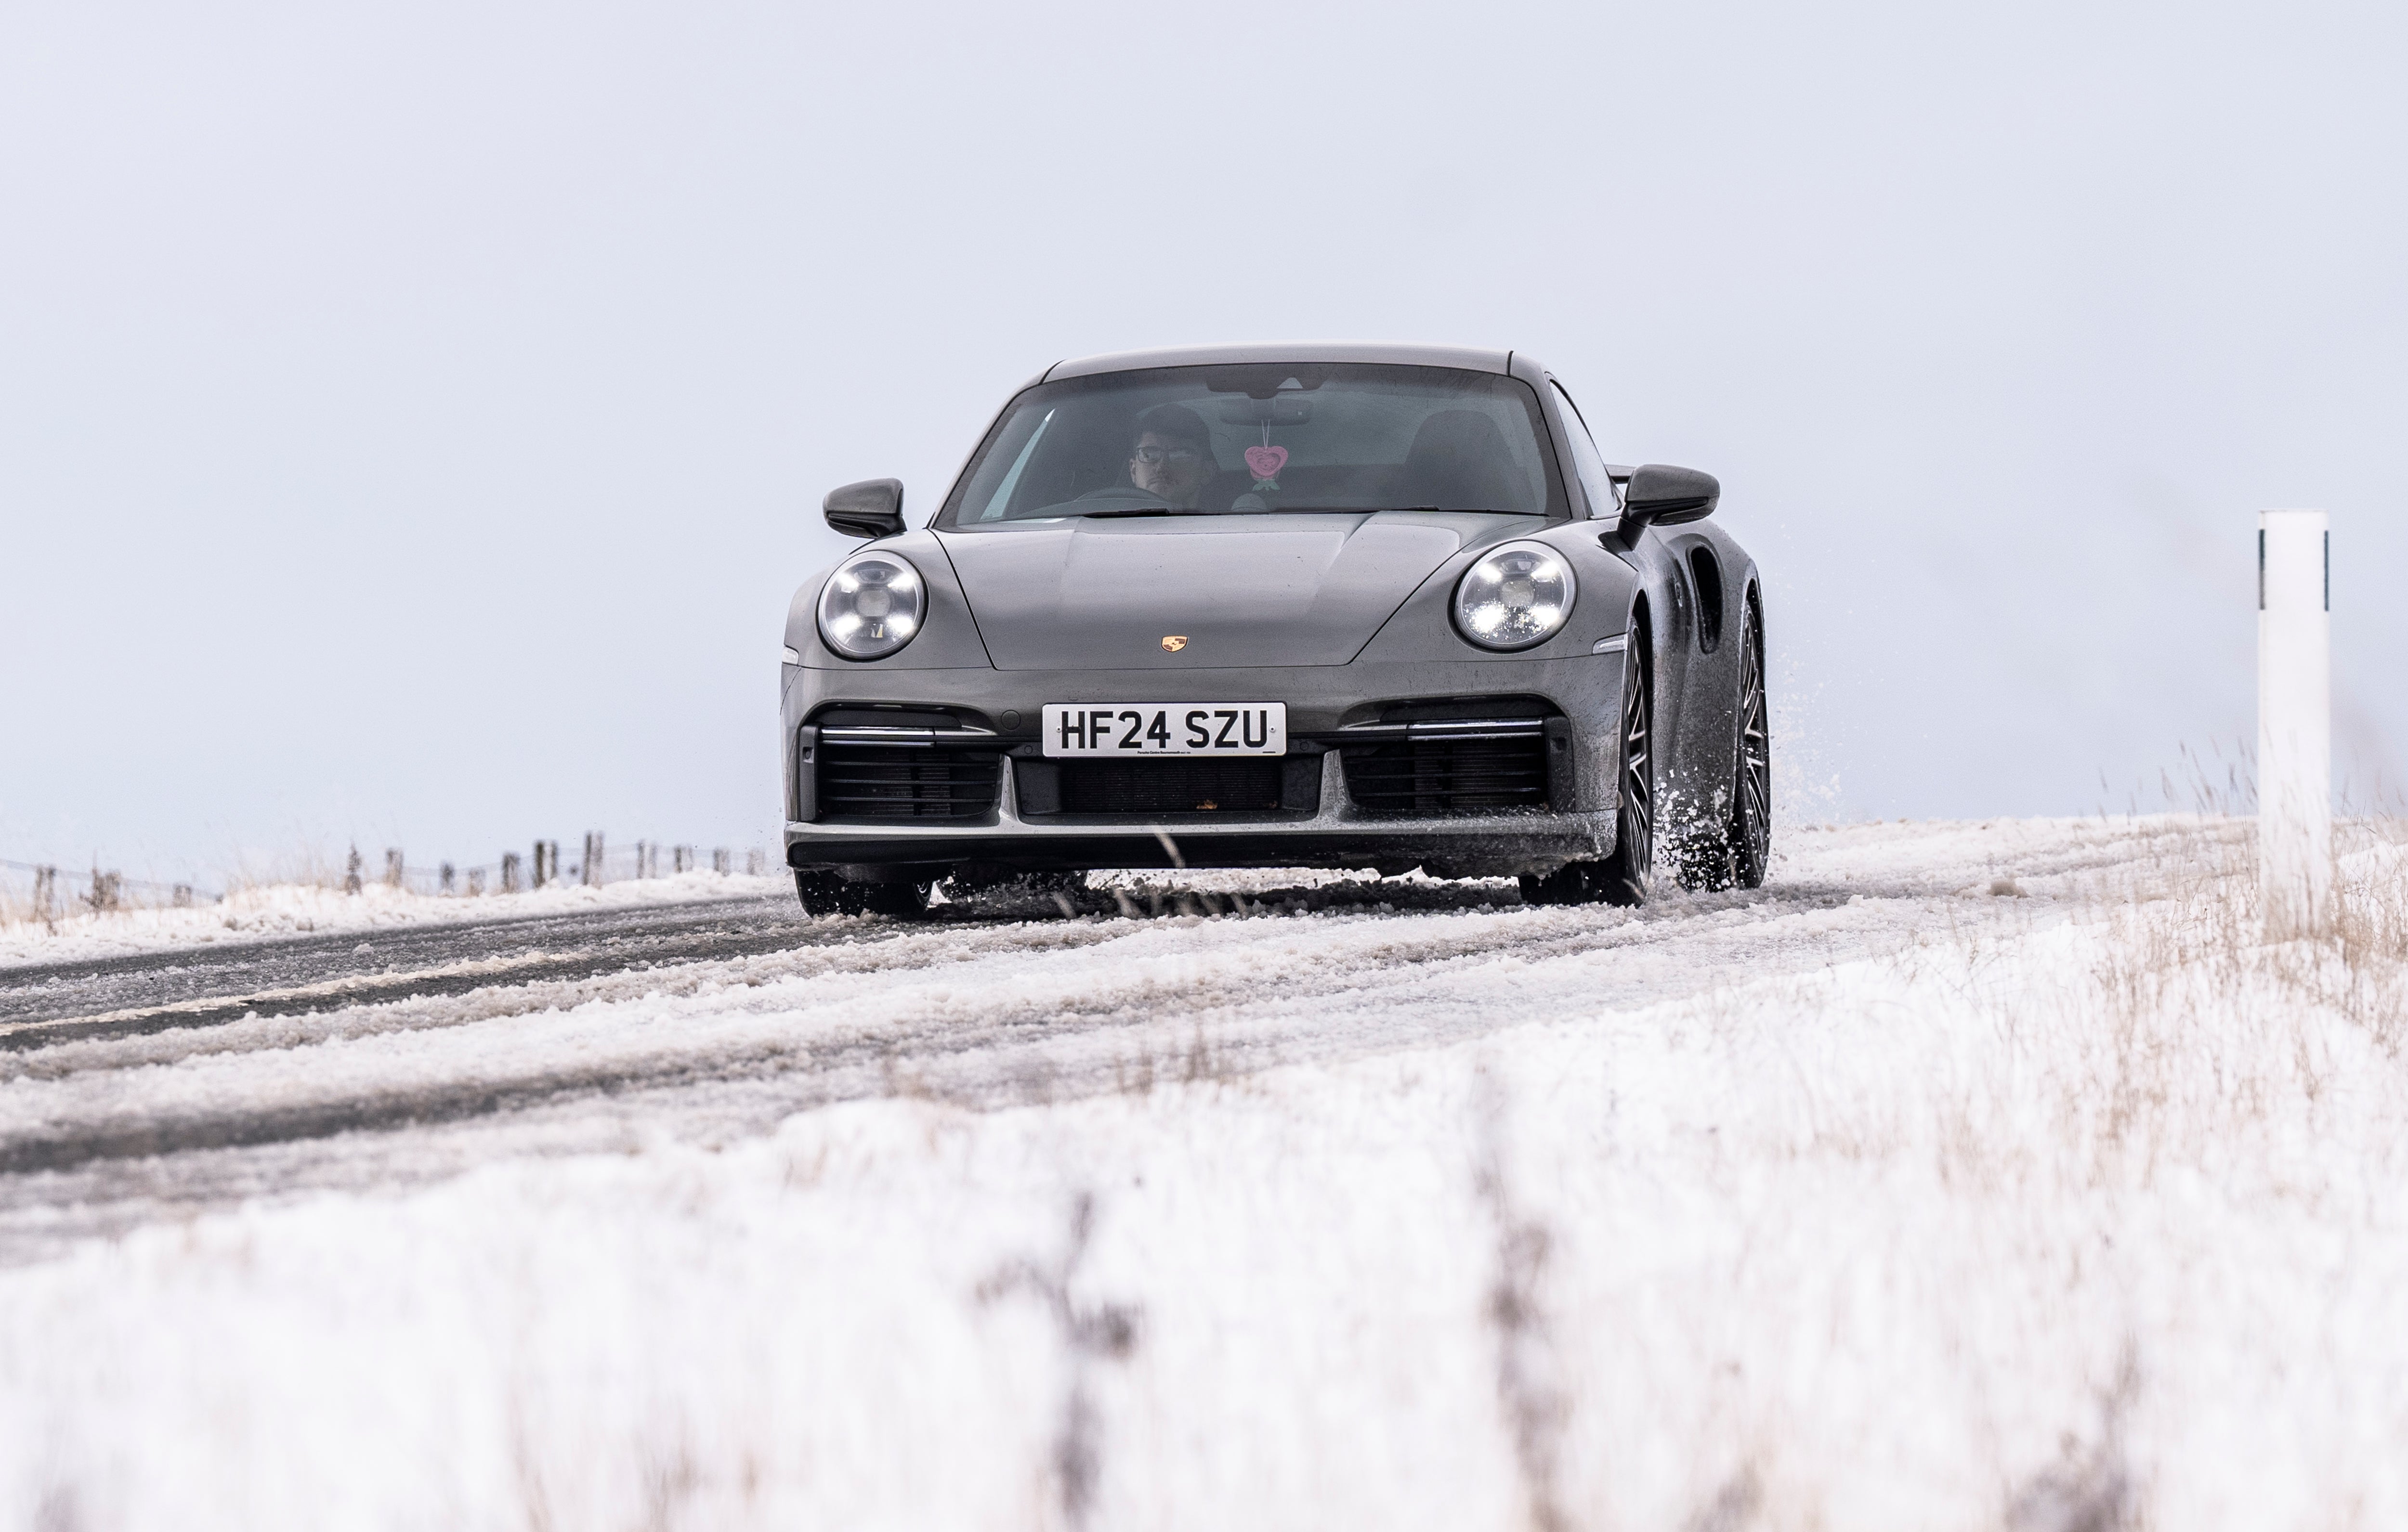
[0,818,2404,1530]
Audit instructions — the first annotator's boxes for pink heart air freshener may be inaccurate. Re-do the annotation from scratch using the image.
[1244,445,1288,480]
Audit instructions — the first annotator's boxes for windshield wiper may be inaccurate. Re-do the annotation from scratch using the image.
[1073,505,1535,519]
[1234,506,1535,515]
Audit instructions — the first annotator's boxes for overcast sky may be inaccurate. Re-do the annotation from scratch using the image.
[4,0,2403,882]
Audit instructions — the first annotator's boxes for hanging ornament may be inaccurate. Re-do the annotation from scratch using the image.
[1243,432,1287,492]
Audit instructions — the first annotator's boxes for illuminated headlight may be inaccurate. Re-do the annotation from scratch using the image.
[1453,540,1575,651]
[816,552,925,660]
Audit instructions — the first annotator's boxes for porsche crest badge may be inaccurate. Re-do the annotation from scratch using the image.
[1160,636,1189,652]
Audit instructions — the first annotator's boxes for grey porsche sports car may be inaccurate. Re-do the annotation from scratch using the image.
[778,342,1767,916]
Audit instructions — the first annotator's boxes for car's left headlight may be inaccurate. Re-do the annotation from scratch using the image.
[1453,540,1575,651]
[816,551,925,660]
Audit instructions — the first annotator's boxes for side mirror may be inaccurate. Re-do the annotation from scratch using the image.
[824,478,905,540]
[1617,464,1719,538]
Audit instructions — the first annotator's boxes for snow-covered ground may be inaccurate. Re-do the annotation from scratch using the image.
[2,818,2403,1529]
[0,870,795,969]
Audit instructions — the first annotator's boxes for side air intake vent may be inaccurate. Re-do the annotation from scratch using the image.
[815,744,1001,822]
[1340,721,1552,817]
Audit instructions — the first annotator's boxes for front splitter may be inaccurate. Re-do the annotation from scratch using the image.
[782,816,1614,880]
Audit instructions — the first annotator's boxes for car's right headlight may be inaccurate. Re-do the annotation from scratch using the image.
[816,551,925,660]
[1453,540,1575,651]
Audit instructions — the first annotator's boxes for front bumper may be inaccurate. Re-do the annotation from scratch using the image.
[780,656,1626,880]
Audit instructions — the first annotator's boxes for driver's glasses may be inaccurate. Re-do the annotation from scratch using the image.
[1132,445,1201,466]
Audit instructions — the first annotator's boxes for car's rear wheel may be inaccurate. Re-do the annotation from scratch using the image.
[1590,633,1656,907]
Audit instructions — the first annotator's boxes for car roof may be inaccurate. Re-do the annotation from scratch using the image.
[1043,341,1514,381]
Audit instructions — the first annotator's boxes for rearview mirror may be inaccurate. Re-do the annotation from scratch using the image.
[824,478,905,540]
[1618,464,1720,534]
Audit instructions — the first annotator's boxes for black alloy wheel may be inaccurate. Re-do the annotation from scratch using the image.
[1729,598,1771,889]
[1516,630,1652,909]
[1592,634,1655,907]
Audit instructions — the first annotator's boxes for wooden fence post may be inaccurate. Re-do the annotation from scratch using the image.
[385,849,405,889]
[503,851,523,892]
[344,846,363,896]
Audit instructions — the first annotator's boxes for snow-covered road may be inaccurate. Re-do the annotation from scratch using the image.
[6,820,2137,1259]
[4,818,2403,1530]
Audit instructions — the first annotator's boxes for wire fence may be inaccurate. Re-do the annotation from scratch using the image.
[0,858,209,914]
[0,837,777,922]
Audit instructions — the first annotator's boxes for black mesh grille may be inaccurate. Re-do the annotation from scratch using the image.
[816,746,1001,822]
[1341,736,1549,816]
[1060,758,1283,814]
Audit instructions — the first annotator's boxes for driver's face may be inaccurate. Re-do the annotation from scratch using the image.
[1129,431,1208,506]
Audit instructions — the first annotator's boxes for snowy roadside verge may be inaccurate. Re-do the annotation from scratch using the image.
[0,871,794,970]
[3,819,2404,1528]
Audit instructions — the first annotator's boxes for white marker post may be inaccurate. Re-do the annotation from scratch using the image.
[2258,509,2331,936]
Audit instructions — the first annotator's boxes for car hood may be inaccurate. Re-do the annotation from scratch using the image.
[935,512,1528,670]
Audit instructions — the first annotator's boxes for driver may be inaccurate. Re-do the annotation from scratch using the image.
[1126,404,1216,509]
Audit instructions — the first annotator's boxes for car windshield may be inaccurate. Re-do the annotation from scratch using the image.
[938,364,1564,525]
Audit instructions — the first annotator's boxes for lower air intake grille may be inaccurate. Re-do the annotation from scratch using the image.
[1060,758,1283,815]
[1341,735,1549,816]
[817,746,1001,822]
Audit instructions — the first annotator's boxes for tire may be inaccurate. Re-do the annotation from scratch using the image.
[1591,633,1655,907]
[1675,593,1771,892]
[1728,597,1772,889]
[793,870,866,917]
[1517,631,1653,909]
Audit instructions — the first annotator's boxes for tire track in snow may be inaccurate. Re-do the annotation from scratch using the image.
[0,884,2092,1171]
[0,819,2192,1253]
[0,896,815,1044]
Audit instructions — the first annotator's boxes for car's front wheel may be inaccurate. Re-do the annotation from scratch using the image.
[1590,633,1656,907]
[1728,597,1771,888]
[1518,631,1653,909]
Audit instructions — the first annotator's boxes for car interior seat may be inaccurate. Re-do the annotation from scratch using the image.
[1398,410,1523,510]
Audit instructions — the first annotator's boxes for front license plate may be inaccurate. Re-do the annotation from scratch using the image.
[1042,702,1286,757]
